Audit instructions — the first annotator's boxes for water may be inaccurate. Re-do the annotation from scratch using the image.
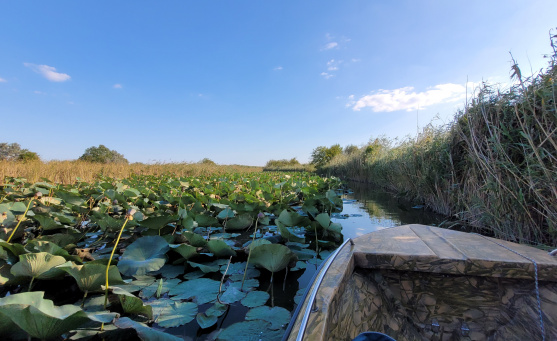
[169,183,447,340]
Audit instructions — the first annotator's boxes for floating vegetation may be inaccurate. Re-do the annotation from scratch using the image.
[0,172,343,340]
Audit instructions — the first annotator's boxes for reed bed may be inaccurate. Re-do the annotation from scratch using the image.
[0,160,263,184]
[324,35,557,246]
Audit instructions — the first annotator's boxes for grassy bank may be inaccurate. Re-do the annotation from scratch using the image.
[323,37,557,245]
[0,160,263,184]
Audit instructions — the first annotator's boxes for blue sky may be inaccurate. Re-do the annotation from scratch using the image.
[1,1,556,166]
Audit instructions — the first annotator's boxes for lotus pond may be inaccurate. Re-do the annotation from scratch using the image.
[0,172,348,340]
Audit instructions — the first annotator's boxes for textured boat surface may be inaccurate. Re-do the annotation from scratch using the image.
[286,224,557,341]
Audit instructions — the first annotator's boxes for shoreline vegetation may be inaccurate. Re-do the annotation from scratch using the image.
[0,161,263,184]
[319,32,557,246]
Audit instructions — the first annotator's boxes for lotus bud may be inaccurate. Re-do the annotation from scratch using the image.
[257,212,265,219]
[34,192,43,199]
[113,199,118,205]
[1,212,7,220]
[126,208,137,220]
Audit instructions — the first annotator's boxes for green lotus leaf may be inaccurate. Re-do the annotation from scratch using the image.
[277,209,308,227]
[91,213,126,232]
[240,291,270,308]
[11,252,67,280]
[149,264,184,279]
[188,260,220,273]
[276,221,305,243]
[121,275,156,292]
[139,214,178,230]
[182,231,207,246]
[58,262,125,293]
[250,244,297,273]
[25,240,82,263]
[122,188,141,198]
[205,302,227,317]
[56,191,86,206]
[225,214,252,230]
[119,294,153,319]
[291,260,307,271]
[207,239,236,257]
[228,278,259,291]
[170,244,197,260]
[169,278,220,304]
[195,214,219,227]
[315,213,331,229]
[196,312,218,329]
[117,236,169,276]
[0,291,116,340]
[216,320,283,341]
[140,278,180,299]
[153,301,198,328]
[216,207,235,220]
[32,214,62,230]
[113,317,182,341]
[219,285,246,304]
[245,305,291,330]
[244,238,271,251]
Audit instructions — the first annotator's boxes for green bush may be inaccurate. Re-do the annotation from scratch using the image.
[78,145,128,164]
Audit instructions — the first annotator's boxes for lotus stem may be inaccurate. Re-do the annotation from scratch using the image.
[101,209,134,331]
[28,277,35,292]
[7,199,33,243]
[241,214,262,290]
[217,256,232,303]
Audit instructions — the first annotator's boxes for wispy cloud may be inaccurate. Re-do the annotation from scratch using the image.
[327,59,341,71]
[0,77,6,83]
[274,66,283,71]
[321,72,334,80]
[322,42,338,50]
[33,90,45,95]
[24,63,71,82]
[350,83,467,112]
[113,84,123,89]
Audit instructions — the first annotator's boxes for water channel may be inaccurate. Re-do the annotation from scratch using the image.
[169,183,447,340]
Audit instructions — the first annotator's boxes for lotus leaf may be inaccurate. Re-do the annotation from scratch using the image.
[196,312,218,329]
[217,320,283,341]
[149,264,184,279]
[217,207,235,219]
[244,238,271,251]
[139,214,177,230]
[59,262,125,293]
[169,278,220,304]
[219,285,246,304]
[171,244,197,260]
[140,278,180,299]
[188,260,220,273]
[117,236,169,276]
[207,239,236,257]
[32,214,61,230]
[228,278,259,291]
[250,244,297,273]
[225,214,252,230]
[205,302,227,317]
[195,214,219,227]
[119,294,153,319]
[277,209,308,227]
[11,252,66,280]
[153,301,198,328]
[245,306,291,330]
[25,240,82,263]
[113,317,182,341]
[240,291,269,308]
[182,231,207,246]
[0,291,116,340]
[276,221,305,243]
[123,275,156,292]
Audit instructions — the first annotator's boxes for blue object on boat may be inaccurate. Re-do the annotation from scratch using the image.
[352,331,396,341]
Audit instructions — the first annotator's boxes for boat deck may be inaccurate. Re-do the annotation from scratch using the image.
[286,224,557,341]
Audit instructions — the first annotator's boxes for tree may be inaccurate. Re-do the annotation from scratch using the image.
[18,150,40,162]
[0,143,40,161]
[344,145,360,155]
[310,144,342,168]
[199,158,216,165]
[79,145,128,164]
[0,143,23,161]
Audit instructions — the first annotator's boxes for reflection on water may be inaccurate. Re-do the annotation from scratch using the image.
[332,181,445,239]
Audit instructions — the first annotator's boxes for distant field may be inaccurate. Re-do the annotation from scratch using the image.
[0,160,263,184]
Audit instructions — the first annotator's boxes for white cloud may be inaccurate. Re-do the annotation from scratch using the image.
[327,59,341,71]
[274,66,283,71]
[113,84,123,89]
[0,77,6,82]
[24,63,71,82]
[351,83,467,112]
[322,42,338,50]
[321,72,334,79]
[33,90,45,95]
